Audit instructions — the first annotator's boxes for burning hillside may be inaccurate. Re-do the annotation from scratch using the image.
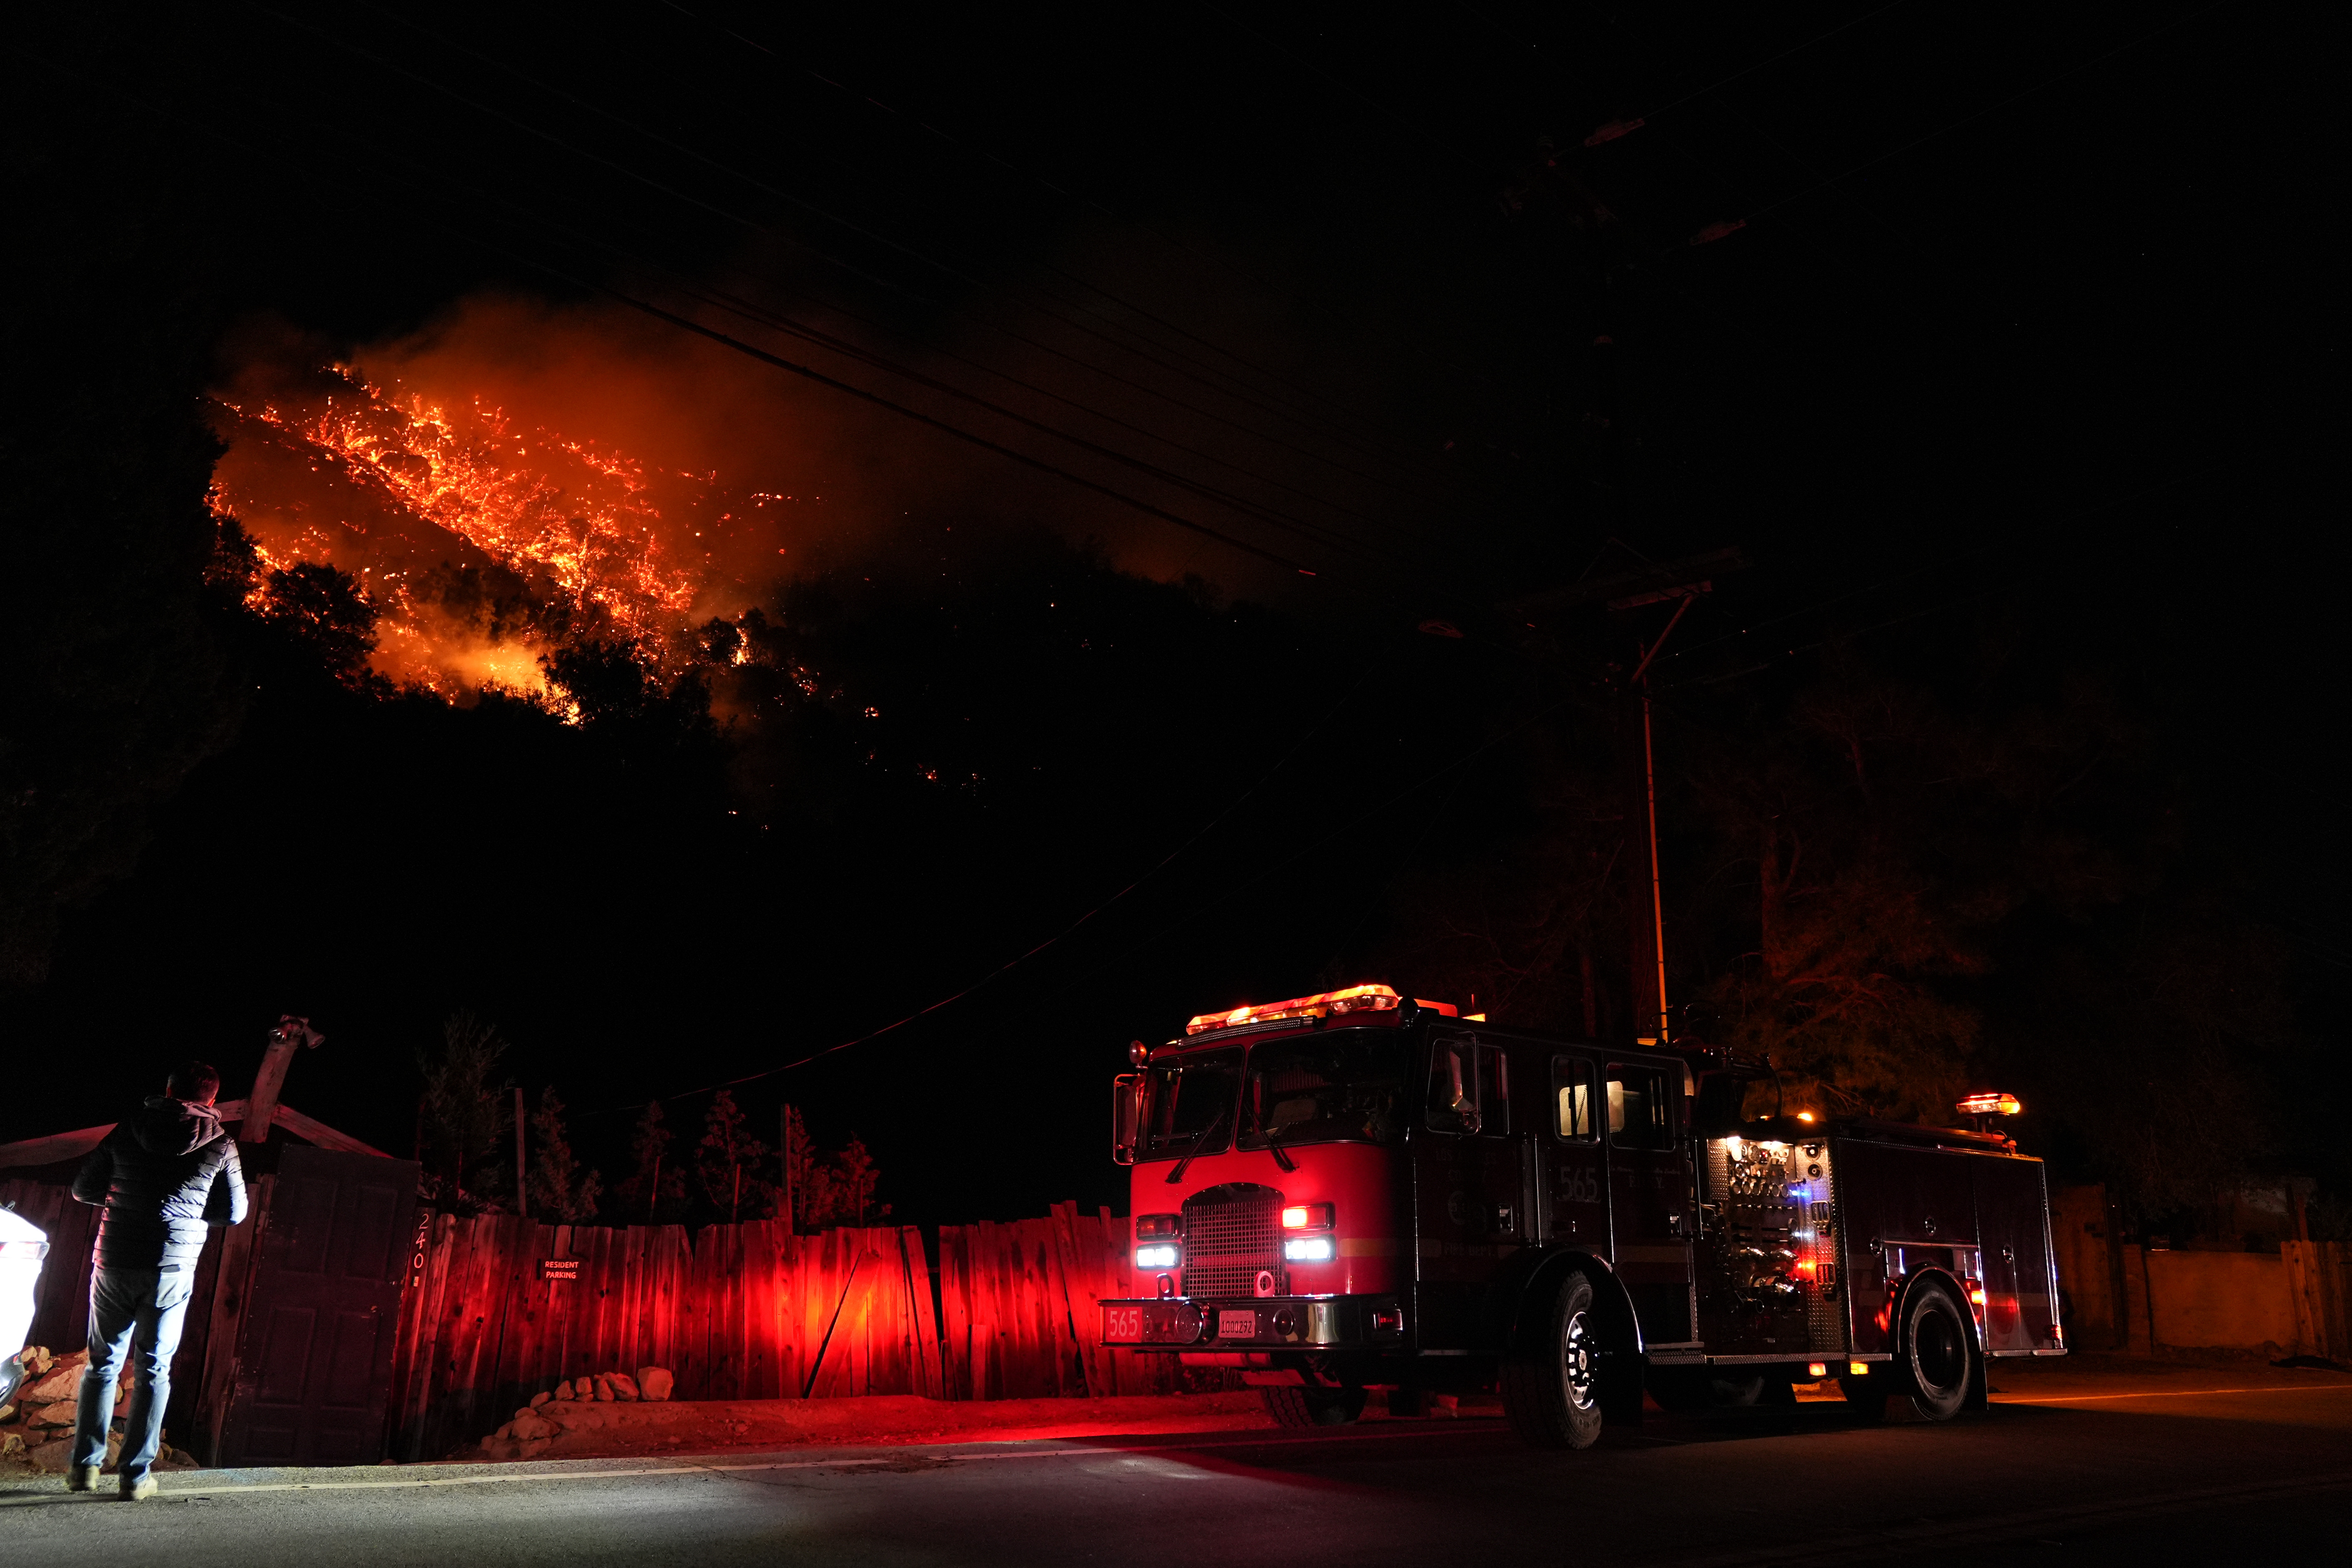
[207,363,772,696]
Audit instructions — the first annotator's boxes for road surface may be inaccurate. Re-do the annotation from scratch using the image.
[7,1359,2349,1565]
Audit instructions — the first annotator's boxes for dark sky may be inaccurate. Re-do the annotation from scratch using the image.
[6,2,2336,1221]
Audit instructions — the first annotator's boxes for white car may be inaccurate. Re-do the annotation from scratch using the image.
[0,1203,48,1408]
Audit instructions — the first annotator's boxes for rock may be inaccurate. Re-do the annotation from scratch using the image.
[592,1375,615,1403]
[572,1377,595,1400]
[550,1383,573,1401]
[509,1412,556,1441]
[0,1433,21,1459]
[27,1437,74,1474]
[0,1403,13,1424]
[20,1365,83,1404]
[26,1403,74,1429]
[606,1372,640,1402]
[637,1367,674,1402]
[529,1391,551,1409]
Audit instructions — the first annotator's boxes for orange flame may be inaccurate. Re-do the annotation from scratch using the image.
[208,367,725,699]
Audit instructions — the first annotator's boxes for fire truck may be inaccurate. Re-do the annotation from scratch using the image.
[1101,983,2063,1447]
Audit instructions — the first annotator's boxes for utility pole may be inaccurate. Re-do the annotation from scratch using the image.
[1609,578,1713,1045]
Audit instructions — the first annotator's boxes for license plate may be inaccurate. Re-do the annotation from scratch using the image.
[1218,1309,1258,1340]
[1101,1301,1203,1344]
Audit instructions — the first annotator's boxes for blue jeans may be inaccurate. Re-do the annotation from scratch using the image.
[72,1268,193,1484]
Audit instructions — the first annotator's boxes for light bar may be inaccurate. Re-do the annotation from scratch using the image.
[1956,1092,2023,1117]
[1186,983,1405,1035]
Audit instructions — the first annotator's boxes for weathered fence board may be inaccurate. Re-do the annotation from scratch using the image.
[8,1173,1166,1461]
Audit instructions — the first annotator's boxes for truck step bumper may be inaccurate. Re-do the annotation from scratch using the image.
[1100,1294,1403,1350]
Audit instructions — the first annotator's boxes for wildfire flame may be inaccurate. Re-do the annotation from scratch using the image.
[208,366,732,698]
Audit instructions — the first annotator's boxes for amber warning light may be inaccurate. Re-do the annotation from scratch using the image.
[1186,983,1460,1036]
[1956,1093,2023,1117]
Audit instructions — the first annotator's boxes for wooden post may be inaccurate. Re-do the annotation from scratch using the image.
[779,1105,794,1237]
[243,1015,321,1144]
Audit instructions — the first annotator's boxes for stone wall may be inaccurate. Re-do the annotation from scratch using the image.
[0,1346,197,1475]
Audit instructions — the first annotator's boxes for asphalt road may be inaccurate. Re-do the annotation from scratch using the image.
[7,1361,2350,1566]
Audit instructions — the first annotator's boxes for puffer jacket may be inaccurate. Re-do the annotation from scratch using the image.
[71,1097,248,1271]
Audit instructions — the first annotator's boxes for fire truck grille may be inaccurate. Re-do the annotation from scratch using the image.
[1181,1183,1284,1299]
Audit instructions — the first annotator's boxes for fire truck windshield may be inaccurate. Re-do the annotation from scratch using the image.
[1139,1049,1243,1158]
[1237,1031,1409,1150]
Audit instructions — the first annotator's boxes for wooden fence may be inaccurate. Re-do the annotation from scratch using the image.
[936,1203,1170,1401]
[385,1200,1165,1459]
[4,1176,1169,1462]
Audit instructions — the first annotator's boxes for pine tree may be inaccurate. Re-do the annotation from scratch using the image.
[613,1101,688,1223]
[833,1135,887,1226]
[415,1012,510,1209]
[778,1106,888,1231]
[526,1086,603,1222]
[697,1089,773,1222]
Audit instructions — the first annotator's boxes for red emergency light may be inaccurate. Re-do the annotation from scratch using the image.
[1186,983,1455,1035]
[1956,1092,2023,1117]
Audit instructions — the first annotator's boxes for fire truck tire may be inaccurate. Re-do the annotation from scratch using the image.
[1501,1270,1606,1449]
[1259,1385,1365,1427]
[1899,1282,1975,1422]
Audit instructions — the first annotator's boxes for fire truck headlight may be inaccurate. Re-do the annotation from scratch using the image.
[1135,1244,1180,1269]
[1282,1237,1334,1262]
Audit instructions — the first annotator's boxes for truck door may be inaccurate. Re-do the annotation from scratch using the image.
[1542,1054,1607,1247]
[1416,1032,1522,1347]
[1606,1062,1696,1345]
[1973,1156,2061,1353]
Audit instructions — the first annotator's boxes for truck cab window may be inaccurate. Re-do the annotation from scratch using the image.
[1428,1037,1508,1136]
[1236,1032,1408,1148]
[1554,1057,1598,1141]
[1140,1050,1242,1158]
[1606,1065,1673,1150]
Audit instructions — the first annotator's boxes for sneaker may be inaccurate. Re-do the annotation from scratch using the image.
[66,1464,102,1493]
[119,1474,158,1502]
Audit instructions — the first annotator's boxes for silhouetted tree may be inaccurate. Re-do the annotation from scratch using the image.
[696,1089,772,1223]
[415,1011,511,1210]
[526,1086,603,1222]
[612,1100,689,1224]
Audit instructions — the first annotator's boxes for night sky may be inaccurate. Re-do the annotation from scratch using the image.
[4,3,2337,1232]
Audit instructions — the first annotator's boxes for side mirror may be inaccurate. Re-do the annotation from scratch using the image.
[1112,1074,1141,1166]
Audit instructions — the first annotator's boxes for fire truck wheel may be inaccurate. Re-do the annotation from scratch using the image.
[1259,1385,1366,1427]
[1899,1282,1975,1422]
[1501,1269,1606,1449]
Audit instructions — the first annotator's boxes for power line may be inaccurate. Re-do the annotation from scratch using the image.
[335,2,1468,503]
[581,658,1384,1112]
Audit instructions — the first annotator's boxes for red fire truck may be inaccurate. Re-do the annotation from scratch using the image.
[1102,983,2063,1447]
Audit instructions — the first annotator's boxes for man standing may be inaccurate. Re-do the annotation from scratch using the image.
[67,1059,247,1500]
